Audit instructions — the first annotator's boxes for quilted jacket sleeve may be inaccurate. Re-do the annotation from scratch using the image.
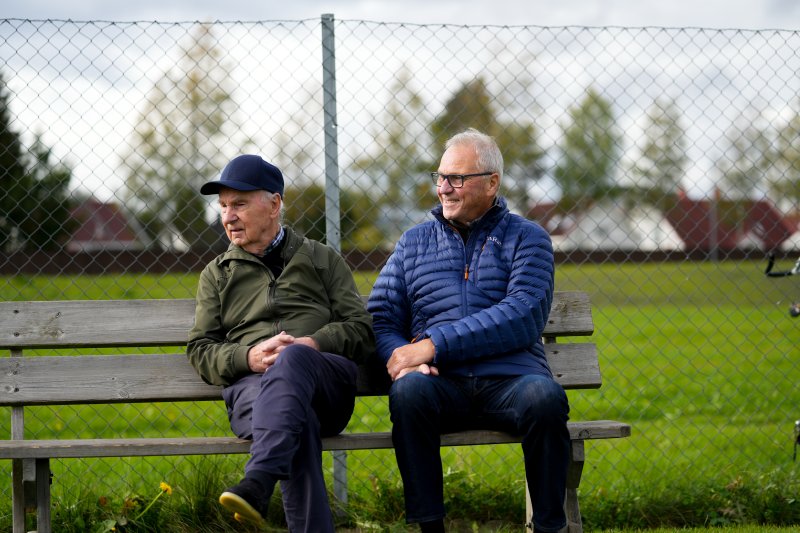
[366,236,413,364]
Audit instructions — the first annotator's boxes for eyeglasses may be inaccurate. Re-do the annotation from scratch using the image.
[430,171,493,188]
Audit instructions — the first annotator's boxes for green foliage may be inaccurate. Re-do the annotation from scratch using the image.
[121,24,252,251]
[345,469,521,531]
[630,98,688,204]
[769,98,800,203]
[583,468,800,530]
[554,87,621,210]
[429,77,545,212]
[0,72,76,253]
[0,71,28,251]
[283,182,382,251]
[46,482,173,533]
[352,67,432,211]
[12,135,76,250]
[717,108,773,200]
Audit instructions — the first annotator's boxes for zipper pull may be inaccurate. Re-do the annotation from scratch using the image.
[464,265,469,280]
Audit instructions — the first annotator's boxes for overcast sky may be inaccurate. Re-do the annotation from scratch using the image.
[4,0,800,30]
[4,0,800,203]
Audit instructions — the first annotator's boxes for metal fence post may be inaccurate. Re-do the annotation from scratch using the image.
[321,13,342,253]
[321,12,348,513]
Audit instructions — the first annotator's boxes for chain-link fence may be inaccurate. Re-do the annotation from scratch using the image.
[2,15,800,529]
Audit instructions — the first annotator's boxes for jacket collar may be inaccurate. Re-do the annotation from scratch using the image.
[431,196,508,232]
[220,226,305,265]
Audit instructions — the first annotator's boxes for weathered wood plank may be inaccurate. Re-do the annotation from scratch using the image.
[0,421,631,459]
[0,299,196,348]
[0,342,599,406]
[0,353,220,405]
[0,292,593,349]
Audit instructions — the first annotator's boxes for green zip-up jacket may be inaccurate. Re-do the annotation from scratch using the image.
[187,226,375,386]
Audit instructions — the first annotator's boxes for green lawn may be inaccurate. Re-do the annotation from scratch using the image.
[2,259,800,530]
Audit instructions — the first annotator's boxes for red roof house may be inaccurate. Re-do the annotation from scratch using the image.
[664,196,795,251]
[67,197,143,252]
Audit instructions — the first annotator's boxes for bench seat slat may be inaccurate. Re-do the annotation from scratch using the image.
[0,421,631,459]
[0,343,600,406]
[0,291,594,349]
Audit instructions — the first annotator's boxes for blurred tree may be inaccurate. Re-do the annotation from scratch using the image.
[19,137,76,251]
[716,107,772,201]
[554,87,621,211]
[122,24,253,251]
[0,71,27,252]
[630,98,688,208]
[430,77,544,213]
[269,81,380,251]
[351,68,433,241]
[353,68,430,207]
[711,109,775,241]
[283,182,380,251]
[431,78,495,150]
[272,83,323,188]
[771,100,800,205]
[0,73,75,252]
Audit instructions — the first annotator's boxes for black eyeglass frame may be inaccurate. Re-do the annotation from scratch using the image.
[430,171,494,188]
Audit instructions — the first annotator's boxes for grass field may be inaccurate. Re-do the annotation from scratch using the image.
[2,259,800,531]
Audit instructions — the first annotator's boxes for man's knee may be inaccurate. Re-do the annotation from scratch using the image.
[273,344,318,368]
[389,373,438,415]
[519,377,569,422]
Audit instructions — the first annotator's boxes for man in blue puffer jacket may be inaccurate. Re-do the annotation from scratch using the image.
[367,128,570,533]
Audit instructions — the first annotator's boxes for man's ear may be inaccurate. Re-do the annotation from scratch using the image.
[271,194,283,218]
[488,172,501,195]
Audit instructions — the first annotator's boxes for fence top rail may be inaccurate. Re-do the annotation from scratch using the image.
[0,291,593,349]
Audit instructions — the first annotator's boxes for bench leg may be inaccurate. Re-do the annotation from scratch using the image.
[36,458,52,533]
[525,440,585,533]
[332,450,348,517]
[525,481,531,529]
[12,458,25,533]
[565,440,585,533]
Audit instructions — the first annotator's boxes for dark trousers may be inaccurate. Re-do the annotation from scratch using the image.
[222,344,358,533]
[389,373,571,532]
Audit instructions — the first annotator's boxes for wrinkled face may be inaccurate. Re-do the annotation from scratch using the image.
[436,144,499,226]
[218,188,281,254]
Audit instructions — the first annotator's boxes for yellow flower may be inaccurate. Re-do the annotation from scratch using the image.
[132,482,173,523]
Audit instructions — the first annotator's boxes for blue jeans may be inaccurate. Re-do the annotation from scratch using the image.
[222,345,358,533]
[389,373,570,531]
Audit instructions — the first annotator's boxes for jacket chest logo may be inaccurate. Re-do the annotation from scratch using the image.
[486,236,502,247]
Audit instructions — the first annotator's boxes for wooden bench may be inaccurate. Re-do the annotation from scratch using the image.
[0,292,630,533]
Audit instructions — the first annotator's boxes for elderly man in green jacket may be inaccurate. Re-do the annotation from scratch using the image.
[187,154,374,532]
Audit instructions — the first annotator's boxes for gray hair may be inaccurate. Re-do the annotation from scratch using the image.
[261,189,285,223]
[444,128,504,179]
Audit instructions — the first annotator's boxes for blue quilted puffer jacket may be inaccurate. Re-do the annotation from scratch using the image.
[367,197,555,378]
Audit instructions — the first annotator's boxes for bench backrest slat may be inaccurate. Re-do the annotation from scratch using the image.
[0,291,593,349]
[0,291,598,406]
[1,299,196,348]
[0,341,599,406]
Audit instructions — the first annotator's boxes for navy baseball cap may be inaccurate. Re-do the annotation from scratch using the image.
[200,155,284,196]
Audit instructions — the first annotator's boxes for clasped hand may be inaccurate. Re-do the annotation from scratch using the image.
[247,331,319,373]
[386,338,438,381]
